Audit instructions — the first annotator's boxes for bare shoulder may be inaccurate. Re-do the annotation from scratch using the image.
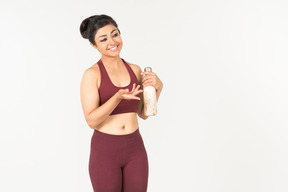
[126,61,142,82]
[126,61,142,73]
[81,63,101,88]
[87,63,100,76]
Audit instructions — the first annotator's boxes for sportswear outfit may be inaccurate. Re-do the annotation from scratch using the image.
[89,58,149,192]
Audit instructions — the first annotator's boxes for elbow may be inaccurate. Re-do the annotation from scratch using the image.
[139,114,149,120]
[88,123,96,129]
[87,117,99,129]
[87,121,97,129]
[86,110,104,129]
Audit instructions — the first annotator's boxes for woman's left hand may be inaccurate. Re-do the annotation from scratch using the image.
[141,71,163,90]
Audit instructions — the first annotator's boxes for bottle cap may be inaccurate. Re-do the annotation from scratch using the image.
[144,67,152,72]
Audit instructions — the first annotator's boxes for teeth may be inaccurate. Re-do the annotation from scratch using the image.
[110,46,117,50]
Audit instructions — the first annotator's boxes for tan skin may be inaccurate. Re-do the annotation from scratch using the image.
[80,24,163,135]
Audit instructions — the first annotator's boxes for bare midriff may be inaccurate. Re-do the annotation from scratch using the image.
[95,112,139,135]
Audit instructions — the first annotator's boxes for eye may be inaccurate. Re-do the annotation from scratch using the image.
[100,38,107,42]
[112,33,118,37]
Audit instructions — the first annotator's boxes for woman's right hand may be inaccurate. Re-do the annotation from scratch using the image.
[117,83,143,100]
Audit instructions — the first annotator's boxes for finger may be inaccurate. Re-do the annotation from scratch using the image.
[124,95,141,100]
[130,83,136,93]
[144,80,155,84]
[132,90,143,96]
[143,80,155,87]
[142,77,149,84]
[136,91,143,96]
[143,84,155,88]
[131,96,141,100]
[142,72,153,80]
[132,85,142,92]
[141,71,155,76]
[142,76,147,82]
[142,75,155,83]
[134,84,141,91]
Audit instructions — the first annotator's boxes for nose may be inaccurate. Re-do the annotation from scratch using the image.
[108,36,116,45]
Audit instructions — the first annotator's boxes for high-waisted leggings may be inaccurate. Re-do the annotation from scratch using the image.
[89,128,149,192]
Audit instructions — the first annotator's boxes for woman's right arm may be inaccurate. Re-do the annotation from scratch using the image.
[80,68,142,129]
[80,68,119,129]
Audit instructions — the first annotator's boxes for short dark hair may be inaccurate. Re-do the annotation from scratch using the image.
[79,14,120,46]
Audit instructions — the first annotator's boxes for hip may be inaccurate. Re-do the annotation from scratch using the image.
[90,128,146,156]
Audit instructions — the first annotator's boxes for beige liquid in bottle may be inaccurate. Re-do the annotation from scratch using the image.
[143,67,157,116]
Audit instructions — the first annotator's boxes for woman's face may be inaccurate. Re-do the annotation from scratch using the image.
[92,24,123,57]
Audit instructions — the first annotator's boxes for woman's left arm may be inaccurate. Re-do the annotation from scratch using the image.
[141,71,163,102]
[129,63,163,120]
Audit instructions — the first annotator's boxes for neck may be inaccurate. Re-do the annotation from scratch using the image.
[101,55,122,68]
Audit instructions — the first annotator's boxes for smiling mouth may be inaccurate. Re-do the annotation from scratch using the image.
[109,45,119,51]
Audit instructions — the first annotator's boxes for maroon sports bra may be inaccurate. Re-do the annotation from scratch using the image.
[97,58,139,115]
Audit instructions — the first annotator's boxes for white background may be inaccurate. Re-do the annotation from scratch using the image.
[1,0,288,191]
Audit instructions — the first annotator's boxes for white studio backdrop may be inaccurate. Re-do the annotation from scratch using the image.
[0,0,288,191]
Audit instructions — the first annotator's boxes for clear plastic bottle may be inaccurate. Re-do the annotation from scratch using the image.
[143,67,157,116]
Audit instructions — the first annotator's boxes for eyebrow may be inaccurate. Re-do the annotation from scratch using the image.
[98,29,117,39]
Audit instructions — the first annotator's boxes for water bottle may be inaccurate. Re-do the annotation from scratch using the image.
[143,67,157,116]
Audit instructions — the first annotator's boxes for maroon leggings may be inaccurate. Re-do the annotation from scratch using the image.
[89,128,149,192]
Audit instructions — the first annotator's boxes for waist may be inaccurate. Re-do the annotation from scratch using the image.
[93,127,141,141]
[95,112,139,135]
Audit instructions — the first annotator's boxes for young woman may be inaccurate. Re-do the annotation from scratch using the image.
[79,15,163,192]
